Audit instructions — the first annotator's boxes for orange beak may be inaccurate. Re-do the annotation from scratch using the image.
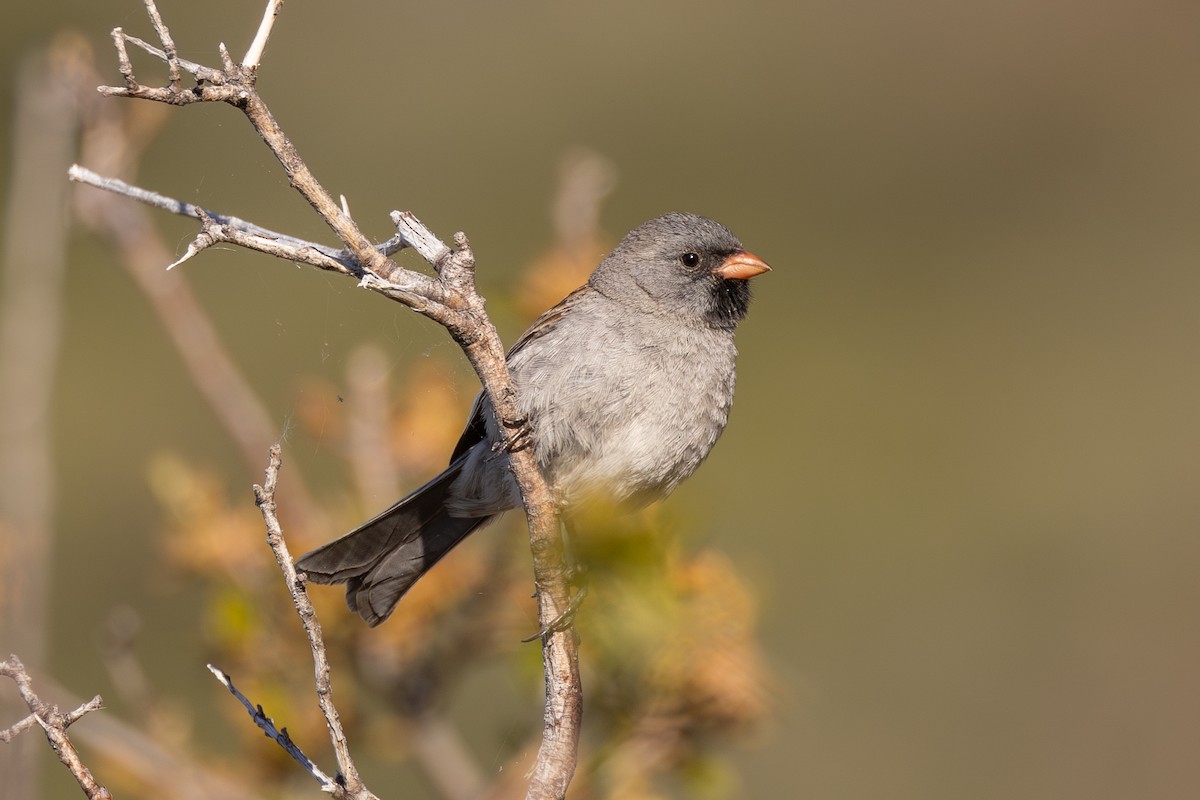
[713,251,771,280]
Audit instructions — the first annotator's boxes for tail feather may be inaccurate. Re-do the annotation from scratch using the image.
[343,513,490,624]
[296,461,495,626]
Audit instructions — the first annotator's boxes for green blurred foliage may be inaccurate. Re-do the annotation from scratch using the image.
[2,1,1199,798]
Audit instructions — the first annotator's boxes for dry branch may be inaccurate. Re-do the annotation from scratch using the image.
[43,676,264,800]
[208,445,376,799]
[206,665,346,794]
[68,166,407,275]
[255,445,374,798]
[242,0,284,68]
[0,656,111,800]
[77,2,582,796]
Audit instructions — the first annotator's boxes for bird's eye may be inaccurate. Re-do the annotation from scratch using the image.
[680,252,701,268]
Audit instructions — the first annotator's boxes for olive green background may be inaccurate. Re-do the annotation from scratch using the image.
[3,1,1199,797]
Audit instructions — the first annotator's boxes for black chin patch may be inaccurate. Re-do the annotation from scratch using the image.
[707,278,752,328]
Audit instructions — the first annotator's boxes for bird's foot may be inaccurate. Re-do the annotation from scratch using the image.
[493,415,533,454]
[522,582,588,643]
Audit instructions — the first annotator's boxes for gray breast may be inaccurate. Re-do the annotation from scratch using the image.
[512,299,738,508]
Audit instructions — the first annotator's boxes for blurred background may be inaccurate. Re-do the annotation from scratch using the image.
[2,1,1199,798]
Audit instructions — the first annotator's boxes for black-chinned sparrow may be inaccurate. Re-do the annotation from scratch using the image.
[297,212,770,625]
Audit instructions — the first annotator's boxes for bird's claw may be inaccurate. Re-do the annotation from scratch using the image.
[522,584,588,643]
[494,415,533,454]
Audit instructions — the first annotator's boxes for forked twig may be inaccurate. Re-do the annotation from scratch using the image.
[77,2,582,797]
[68,165,406,274]
[207,444,376,799]
[0,656,111,800]
[254,445,374,798]
[140,0,181,90]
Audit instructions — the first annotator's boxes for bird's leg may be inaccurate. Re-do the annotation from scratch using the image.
[557,515,590,591]
[494,414,533,454]
[522,517,589,642]
[522,584,588,642]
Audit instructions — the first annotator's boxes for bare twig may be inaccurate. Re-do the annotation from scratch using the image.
[79,1,582,795]
[391,210,452,267]
[0,696,103,745]
[41,677,264,800]
[111,28,136,88]
[68,165,407,273]
[249,445,378,800]
[95,14,438,298]
[206,664,340,790]
[113,30,225,84]
[0,656,111,800]
[141,0,181,90]
[242,0,284,68]
[207,445,379,799]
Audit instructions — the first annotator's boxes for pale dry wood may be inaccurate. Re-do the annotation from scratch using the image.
[249,445,378,800]
[68,165,407,274]
[242,0,284,68]
[42,677,264,800]
[0,656,112,800]
[78,1,584,796]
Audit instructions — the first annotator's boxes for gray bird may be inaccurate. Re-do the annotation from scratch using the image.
[296,212,770,625]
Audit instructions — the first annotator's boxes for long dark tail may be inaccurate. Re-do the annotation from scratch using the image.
[296,461,494,626]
